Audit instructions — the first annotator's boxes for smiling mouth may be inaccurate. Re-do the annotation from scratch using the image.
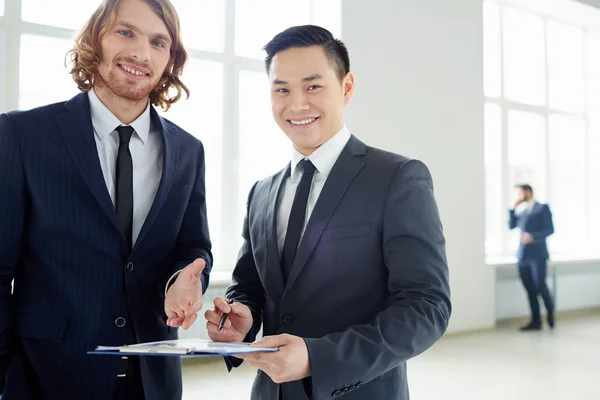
[118,64,150,77]
[288,117,319,126]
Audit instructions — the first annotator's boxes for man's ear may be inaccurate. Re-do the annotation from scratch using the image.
[343,72,355,105]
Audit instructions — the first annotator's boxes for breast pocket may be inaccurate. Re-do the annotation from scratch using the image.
[167,185,192,204]
[168,184,193,199]
[320,223,372,242]
[16,309,70,342]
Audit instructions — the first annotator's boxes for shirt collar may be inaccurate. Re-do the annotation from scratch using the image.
[290,125,352,182]
[88,87,151,145]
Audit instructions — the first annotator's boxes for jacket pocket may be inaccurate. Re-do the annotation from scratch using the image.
[320,223,372,242]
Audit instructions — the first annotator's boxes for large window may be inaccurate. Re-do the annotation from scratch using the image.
[484,0,600,260]
[0,0,341,279]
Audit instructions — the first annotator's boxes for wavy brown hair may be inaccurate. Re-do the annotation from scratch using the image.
[66,0,189,111]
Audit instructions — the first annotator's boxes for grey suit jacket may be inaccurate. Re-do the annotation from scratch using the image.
[225,135,451,400]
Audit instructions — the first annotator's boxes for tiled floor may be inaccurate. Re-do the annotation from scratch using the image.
[182,310,600,399]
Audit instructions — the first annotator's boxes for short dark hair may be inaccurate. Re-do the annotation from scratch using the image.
[263,25,350,82]
[516,184,534,194]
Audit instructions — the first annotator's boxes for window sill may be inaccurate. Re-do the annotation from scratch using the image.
[487,254,600,269]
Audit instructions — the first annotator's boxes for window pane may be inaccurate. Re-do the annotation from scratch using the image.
[22,0,100,30]
[507,111,545,251]
[588,34,600,120]
[590,120,600,249]
[503,7,545,106]
[483,1,501,98]
[19,34,79,110]
[547,21,584,113]
[238,71,289,233]
[235,0,311,59]
[548,115,586,254]
[171,0,225,52]
[484,103,502,255]
[589,34,600,249]
[158,59,224,268]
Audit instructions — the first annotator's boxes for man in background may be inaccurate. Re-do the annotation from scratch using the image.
[509,184,555,331]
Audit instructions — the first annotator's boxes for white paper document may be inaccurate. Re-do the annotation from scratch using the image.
[93,338,278,356]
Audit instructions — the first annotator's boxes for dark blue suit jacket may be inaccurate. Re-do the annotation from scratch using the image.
[509,202,554,262]
[0,93,212,399]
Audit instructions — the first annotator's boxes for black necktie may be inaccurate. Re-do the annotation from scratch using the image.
[281,159,316,282]
[116,126,134,249]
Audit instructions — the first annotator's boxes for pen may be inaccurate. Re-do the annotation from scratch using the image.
[217,298,234,331]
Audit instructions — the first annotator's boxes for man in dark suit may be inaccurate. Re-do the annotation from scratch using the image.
[204,25,451,400]
[509,184,555,331]
[0,0,212,398]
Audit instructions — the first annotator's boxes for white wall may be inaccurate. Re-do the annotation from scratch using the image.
[341,0,493,333]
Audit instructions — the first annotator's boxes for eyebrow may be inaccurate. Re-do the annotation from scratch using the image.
[272,74,325,85]
[115,21,172,44]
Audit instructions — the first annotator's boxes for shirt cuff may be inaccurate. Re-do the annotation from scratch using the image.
[165,269,183,297]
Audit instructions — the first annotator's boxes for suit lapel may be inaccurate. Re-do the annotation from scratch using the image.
[531,202,542,215]
[55,93,124,237]
[133,108,178,250]
[524,202,542,228]
[522,202,539,227]
[263,166,289,302]
[283,136,366,294]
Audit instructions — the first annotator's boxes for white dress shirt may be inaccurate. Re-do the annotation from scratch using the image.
[517,199,536,216]
[88,88,163,245]
[276,125,352,256]
[526,199,536,212]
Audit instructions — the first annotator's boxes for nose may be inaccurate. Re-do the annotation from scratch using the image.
[130,38,151,64]
[289,91,309,113]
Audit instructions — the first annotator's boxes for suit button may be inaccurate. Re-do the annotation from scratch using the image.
[115,317,126,328]
[281,315,293,325]
[126,262,134,272]
[331,389,341,397]
[341,387,349,393]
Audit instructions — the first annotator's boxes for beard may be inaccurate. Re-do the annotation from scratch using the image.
[96,58,160,102]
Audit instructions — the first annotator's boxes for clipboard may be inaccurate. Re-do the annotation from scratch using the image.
[88,338,278,357]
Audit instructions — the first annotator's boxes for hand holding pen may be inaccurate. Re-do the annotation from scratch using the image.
[217,298,234,331]
[205,296,254,343]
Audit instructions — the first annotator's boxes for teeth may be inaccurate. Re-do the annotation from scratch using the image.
[290,118,316,125]
[121,65,145,76]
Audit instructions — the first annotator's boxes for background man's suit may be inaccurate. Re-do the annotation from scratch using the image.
[509,202,555,326]
[0,93,212,399]
[226,136,451,400]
